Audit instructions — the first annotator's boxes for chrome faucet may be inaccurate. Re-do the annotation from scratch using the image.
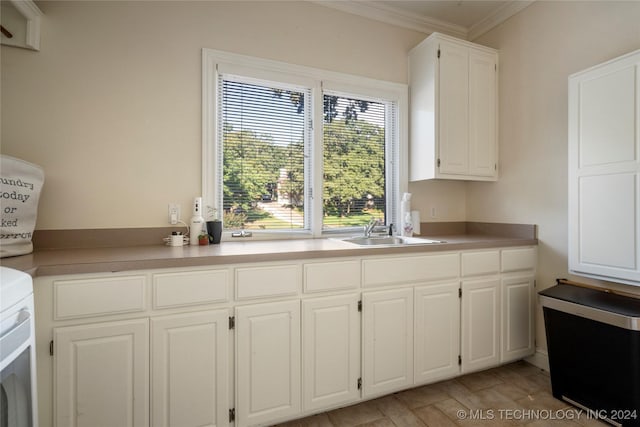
[364,218,383,237]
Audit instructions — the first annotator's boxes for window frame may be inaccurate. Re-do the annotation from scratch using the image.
[202,48,408,240]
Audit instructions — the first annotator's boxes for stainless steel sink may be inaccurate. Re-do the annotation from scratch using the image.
[339,236,445,246]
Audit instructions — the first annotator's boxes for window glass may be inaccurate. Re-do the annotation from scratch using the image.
[322,93,387,230]
[219,78,310,231]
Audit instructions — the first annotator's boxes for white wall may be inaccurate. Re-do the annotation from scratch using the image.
[469,1,640,350]
[3,1,469,229]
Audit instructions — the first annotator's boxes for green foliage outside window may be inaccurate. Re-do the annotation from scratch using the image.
[221,84,386,231]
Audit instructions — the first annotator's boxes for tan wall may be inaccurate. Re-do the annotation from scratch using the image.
[469,1,640,351]
[2,1,465,229]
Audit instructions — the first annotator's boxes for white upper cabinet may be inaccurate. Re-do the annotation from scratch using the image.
[409,33,498,181]
[568,49,640,285]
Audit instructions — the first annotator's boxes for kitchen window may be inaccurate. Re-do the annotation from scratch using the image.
[202,49,408,238]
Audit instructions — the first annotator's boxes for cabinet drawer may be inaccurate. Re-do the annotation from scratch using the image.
[54,275,146,320]
[363,253,459,287]
[462,251,500,277]
[236,264,300,300]
[152,269,229,309]
[501,247,537,272]
[304,260,360,293]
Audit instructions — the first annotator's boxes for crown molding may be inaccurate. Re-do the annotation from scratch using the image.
[310,0,535,41]
[468,0,535,41]
[311,1,467,39]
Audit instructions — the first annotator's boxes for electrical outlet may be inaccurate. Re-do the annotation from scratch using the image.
[168,203,181,225]
[430,207,437,218]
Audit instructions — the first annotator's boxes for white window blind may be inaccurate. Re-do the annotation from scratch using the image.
[218,76,312,231]
[322,92,391,230]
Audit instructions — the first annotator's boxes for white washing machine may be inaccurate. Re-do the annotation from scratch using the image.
[0,267,38,427]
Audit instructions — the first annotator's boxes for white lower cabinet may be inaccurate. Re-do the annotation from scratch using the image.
[501,275,535,363]
[362,288,414,398]
[235,300,301,427]
[461,278,500,374]
[302,294,360,412]
[414,281,460,384]
[39,247,537,427]
[54,318,149,427]
[151,310,229,427]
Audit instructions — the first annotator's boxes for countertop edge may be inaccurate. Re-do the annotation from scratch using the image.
[2,235,538,278]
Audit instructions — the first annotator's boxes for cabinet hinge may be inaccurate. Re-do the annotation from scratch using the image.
[229,408,235,422]
[495,63,497,71]
[534,280,537,288]
[495,163,497,171]
[437,48,441,59]
[357,378,362,390]
[458,355,462,365]
[229,316,235,330]
[458,288,462,298]
[437,158,441,168]
[358,300,362,312]
[49,340,54,356]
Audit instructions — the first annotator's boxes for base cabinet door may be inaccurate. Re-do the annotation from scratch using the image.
[501,275,535,363]
[362,288,413,398]
[302,294,360,412]
[414,282,460,384]
[236,300,301,427]
[54,319,149,427]
[151,310,229,427]
[461,278,500,374]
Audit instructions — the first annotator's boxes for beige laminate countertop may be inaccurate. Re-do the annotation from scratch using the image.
[1,233,537,277]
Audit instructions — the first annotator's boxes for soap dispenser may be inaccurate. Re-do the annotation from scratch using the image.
[403,211,414,237]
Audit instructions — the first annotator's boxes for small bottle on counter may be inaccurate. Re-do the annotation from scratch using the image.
[189,197,205,246]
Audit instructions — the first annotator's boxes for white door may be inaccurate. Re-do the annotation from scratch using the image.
[414,281,460,384]
[461,278,500,373]
[236,300,301,427]
[54,319,149,427]
[501,275,535,363]
[362,288,413,398]
[151,310,229,427]
[302,294,360,412]
[438,40,469,175]
[468,49,497,177]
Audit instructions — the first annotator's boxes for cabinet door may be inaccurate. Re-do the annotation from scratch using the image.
[461,278,500,374]
[468,49,497,178]
[151,310,229,427]
[236,300,301,427]
[438,40,469,175]
[414,282,460,384]
[568,50,640,284]
[54,319,149,427]
[302,294,360,412]
[501,275,535,363]
[362,288,413,398]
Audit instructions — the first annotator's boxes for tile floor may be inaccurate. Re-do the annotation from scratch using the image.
[275,361,609,427]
